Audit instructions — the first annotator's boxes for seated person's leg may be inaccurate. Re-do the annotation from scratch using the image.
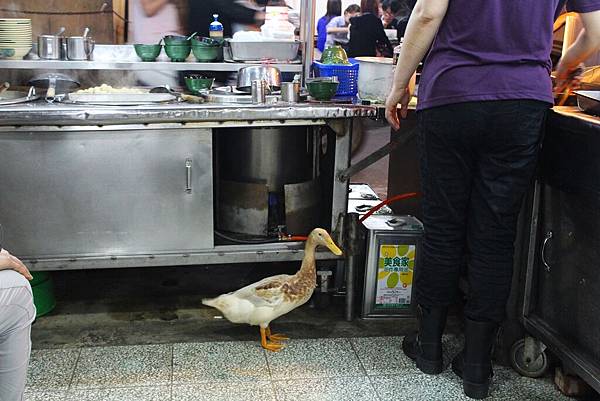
[0,270,36,401]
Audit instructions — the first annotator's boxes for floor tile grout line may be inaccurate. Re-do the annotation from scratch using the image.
[269,373,373,382]
[270,379,279,401]
[348,337,369,377]
[262,347,273,380]
[348,338,384,401]
[66,347,83,391]
[365,374,384,401]
[262,347,279,401]
[170,374,374,386]
[170,344,174,401]
[170,344,174,384]
[69,383,173,391]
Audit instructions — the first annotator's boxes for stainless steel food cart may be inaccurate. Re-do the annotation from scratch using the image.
[0,0,381,272]
[0,102,374,270]
[514,107,600,392]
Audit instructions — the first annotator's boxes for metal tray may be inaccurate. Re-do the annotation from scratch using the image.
[228,39,300,62]
[0,89,39,105]
[67,92,177,105]
[575,90,600,116]
[204,91,279,105]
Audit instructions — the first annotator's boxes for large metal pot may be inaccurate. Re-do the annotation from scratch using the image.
[218,126,313,189]
[237,66,281,93]
[216,126,321,236]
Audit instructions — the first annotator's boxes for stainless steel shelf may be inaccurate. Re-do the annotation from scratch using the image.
[0,59,303,73]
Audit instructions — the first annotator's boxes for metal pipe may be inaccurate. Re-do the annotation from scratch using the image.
[300,0,316,84]
[338,127,418,182]
[522,180,542,318]
[345,212,360,321]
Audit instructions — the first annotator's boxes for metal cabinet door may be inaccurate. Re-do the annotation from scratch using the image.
[524,113,600,391]
[0,127,213,258]
[536,187,600,363]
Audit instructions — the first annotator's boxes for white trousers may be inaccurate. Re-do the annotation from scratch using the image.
[0,270,35,401]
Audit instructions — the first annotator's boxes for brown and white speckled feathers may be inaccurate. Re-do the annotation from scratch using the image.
[254,257,317,304]
[202,228,342,328]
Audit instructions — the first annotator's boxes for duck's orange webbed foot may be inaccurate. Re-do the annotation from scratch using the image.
[266,326,290,342]
[260,327,285,352]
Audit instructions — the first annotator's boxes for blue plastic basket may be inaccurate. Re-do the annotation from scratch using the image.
[312,58,359,96]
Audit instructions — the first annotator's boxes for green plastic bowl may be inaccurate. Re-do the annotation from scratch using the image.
[185,75,215,93]
[307,79,340,101]
[30,272,56,318]
[134,44,162,61]
[191,44,220,62]
[164,43,191,62]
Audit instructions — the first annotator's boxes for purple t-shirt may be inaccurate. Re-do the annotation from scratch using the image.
[417,0,600,111]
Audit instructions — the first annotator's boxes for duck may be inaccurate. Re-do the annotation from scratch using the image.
[202,228,343,351]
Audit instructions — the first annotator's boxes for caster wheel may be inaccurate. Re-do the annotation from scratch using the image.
[510,338,550,378]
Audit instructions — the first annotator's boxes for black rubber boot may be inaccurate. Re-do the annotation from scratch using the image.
[452,318,498,399]
[402,305,448,374]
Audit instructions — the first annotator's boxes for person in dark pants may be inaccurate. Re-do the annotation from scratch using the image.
[385,0,600,399]
[347,0,393,57]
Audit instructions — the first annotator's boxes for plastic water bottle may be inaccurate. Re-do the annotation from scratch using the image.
[209,14,223,39]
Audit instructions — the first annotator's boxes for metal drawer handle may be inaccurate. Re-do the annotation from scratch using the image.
[386,218,406,227]
[185,159,192,193]
[355,204,372,213]
[541,231,553,272]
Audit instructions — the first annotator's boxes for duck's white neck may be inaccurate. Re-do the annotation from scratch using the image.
[296,237,317,279]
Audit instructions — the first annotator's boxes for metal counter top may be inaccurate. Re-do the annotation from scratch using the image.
[552,106,600,127]
[0,101,376,127]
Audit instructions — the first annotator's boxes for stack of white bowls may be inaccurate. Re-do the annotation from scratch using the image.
[0,18,33,60]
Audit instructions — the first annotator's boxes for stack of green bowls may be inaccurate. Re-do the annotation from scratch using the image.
[191,37,222,62]
[163,35,191,62]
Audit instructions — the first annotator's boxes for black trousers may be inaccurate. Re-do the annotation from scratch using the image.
[416,100,549,323]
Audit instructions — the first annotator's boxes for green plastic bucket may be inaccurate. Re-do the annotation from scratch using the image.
[30,272,56,317]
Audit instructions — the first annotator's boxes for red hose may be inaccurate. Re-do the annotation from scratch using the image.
[288,235,309,241]
[359,192,420,223]
[282,192,420,241]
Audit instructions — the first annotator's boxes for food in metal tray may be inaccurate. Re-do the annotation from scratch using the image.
[75,84,146,94]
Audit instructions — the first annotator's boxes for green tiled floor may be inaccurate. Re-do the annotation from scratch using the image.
[25,336,571,401]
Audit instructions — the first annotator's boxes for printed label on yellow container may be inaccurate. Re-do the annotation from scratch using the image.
[375,244,415,309]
